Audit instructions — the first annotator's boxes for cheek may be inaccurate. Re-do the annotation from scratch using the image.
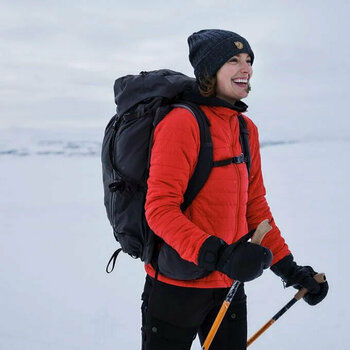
[217,69,233,88]
[216,77,230,96]
[249,67,253,78]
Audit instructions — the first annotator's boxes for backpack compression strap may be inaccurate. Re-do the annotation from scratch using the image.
[172,102,213,213]
[238,115,251,176]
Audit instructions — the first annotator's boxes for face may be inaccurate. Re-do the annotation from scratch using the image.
[215,53,253,104]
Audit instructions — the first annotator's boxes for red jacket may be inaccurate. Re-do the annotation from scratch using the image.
[145,105,290,288]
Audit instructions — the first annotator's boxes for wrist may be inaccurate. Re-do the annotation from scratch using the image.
[271,254,298,282]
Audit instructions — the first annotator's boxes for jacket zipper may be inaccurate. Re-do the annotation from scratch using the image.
[234,164,241,241]
[231,115,241,241]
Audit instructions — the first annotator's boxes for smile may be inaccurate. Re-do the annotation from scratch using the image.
[233,78,248,84]
[232,78,249,89]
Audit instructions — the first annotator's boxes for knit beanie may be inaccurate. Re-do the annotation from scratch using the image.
[188,29,254,81]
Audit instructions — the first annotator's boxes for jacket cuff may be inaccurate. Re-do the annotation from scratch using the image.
[198,236,226,271]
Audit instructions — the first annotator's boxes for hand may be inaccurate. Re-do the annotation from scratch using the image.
[198,235,273,282]
[217,242,273,282]
[271,254,329,305]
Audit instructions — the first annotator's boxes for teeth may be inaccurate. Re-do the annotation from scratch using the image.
[233,79,248,84]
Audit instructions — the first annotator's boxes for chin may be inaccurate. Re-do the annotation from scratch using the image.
[237,93,249,100]
[232,89,249,100]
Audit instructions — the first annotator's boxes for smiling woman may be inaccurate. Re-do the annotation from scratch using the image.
[130,29,329,350]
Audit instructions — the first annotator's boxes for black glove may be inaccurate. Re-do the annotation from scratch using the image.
[270,254,328,305]
[198,234,273,282]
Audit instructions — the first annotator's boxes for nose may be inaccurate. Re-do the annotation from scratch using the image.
[240,61,252,75]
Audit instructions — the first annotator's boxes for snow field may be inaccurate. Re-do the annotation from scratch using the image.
[0,138,348,349]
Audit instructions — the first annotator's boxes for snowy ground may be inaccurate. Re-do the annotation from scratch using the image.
[0,128,348,349]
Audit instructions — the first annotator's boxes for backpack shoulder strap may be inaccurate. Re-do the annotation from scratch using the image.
[171,102,213,212]
[238,115,251,176]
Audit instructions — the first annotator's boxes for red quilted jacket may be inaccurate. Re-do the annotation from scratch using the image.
[145,105,290,288]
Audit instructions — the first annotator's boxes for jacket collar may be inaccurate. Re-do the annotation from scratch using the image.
[181,82,248,113]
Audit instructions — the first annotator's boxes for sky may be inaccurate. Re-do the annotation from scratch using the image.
[1,0,349,141]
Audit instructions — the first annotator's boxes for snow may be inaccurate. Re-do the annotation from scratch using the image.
[0,128,348,349]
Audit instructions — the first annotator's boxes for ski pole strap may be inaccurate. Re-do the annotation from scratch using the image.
[106,248,122,273]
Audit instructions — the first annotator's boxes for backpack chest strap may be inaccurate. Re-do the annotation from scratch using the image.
[212,154,246,167]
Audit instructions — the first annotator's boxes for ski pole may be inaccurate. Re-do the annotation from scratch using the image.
[247,273,326,347]
[201,219,272,350]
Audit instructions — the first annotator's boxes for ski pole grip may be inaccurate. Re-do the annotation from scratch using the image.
[251,219,272,245]
[294,273,326,300]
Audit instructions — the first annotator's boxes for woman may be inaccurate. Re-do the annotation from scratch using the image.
[142,29,328,350]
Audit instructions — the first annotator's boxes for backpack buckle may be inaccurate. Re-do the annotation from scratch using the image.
[109,180,125,192]
[232,153,246,164]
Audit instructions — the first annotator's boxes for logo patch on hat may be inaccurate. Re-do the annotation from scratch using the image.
[234,41,244,50]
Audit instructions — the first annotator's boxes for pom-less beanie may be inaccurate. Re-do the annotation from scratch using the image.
[188,29,254,81]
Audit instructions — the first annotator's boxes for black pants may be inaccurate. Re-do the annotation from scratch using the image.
[141,275,247,350]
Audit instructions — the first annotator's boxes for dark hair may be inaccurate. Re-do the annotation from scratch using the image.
[198,73,217,97]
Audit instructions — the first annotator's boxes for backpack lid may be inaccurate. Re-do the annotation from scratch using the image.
[114,69,196,116]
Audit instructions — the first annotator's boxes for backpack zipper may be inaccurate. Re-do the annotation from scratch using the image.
[109,119,119,231]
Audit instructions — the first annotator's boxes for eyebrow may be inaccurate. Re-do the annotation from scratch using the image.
[229,54,251,60]
[236,53,251,58]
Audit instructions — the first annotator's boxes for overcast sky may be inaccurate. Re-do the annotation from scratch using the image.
[1,0,349,140]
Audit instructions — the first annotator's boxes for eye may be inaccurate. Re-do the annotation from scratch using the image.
[228,57,239,64]
[246,58,252,65]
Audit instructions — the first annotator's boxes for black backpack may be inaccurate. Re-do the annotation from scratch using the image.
[102,69,251,273]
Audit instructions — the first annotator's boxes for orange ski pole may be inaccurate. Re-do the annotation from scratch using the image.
[247,273,326,347]
[201,219,272,350]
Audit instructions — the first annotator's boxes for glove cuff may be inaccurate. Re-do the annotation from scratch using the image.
[270,254,298,283]
[198,236,226,271]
